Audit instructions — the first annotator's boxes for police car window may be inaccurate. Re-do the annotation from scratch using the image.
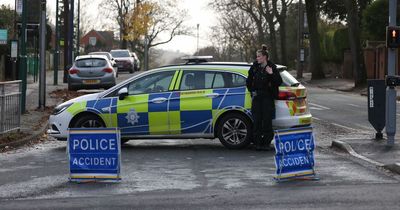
[213,73,225,88]
[213,72,245,88]
[128,71,175,94]
[231,73,246,87]
[181,71,205,90]
[204,72,214,89]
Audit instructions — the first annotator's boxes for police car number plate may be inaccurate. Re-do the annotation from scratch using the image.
[83,79,100,84]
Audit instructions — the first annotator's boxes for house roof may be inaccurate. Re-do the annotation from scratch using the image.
[82,30,114,42]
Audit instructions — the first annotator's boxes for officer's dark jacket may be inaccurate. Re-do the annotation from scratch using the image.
[246,60,283,99]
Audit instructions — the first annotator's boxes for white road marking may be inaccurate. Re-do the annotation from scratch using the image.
[312,117,321,120]
[348,103,360,107]
[355,123,373,130]
[331,123,357,131]
[309,103,330,110]
[310,107,324,110]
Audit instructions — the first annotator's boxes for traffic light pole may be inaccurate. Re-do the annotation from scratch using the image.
[386,0,397,146]
[19,0,27,114]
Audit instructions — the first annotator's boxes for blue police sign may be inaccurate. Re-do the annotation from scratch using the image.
[68,128,121,182]
[274,126,316,180]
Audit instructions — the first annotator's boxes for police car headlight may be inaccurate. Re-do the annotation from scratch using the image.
[52,103,72,115]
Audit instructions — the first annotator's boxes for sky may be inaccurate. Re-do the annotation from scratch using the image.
[0,0,217,54]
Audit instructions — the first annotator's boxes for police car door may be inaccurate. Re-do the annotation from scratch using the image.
[171,70,215,135]
[116,70,176,136]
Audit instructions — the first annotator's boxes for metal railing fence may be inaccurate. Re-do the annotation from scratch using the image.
[0,80,22,134]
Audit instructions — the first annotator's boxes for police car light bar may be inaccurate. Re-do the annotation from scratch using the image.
[181,56,213,64]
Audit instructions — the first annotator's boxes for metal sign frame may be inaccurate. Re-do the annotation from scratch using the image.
[67,128,121,182]
[273,126,318,181]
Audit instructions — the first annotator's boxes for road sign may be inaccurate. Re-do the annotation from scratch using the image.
[89,36,97,46]
[11,40,18,58]
[68,128,121,182]
[16,0,23,15]
[0,29,7,45]
[274,126,316,180]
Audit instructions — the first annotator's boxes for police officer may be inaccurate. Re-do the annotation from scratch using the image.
[246,45,282,151]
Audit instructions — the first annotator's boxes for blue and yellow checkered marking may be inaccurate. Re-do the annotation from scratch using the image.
[83,87,249,136]
[169,92,180,111]
[181,110,213,134]
[148,93,172,112]
[117,112,149,135]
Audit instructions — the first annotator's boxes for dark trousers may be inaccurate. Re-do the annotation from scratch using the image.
[251,95,275,147]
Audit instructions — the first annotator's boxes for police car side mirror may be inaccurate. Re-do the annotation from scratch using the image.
[118,87,128,100]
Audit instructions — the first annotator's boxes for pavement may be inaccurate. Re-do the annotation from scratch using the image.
[0,70,67,149]
[296,71,400,176]
[1,69,400,176]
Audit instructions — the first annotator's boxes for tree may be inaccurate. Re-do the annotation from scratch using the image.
[140,0,188,49]
[211,0,294,63]
[0,5,15,37]
[260,0,279,62]
[0,5,16,55]
[212,0,259,62]
[209,25,246,62]
[79,1,97,36]
[318,0,372,86]
[344,0,365,87]
[273,0,294,65]
[318,0,371,22]
[125,0,188,67]
[305,0,324,79]
[100,0,135,49]
[362,0,400,41]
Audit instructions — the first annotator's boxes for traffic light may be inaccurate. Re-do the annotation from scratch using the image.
[386,26,400,48]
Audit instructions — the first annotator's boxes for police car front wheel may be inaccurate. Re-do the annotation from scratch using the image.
[72,115,105,128]
[217,113,252,149]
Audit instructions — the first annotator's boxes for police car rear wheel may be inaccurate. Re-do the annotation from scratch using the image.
[72,115,105,128]
[217,113,251,149]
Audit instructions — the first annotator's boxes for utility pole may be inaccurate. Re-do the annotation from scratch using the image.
[53,0,60,85]
[296,0,304,79]
[39,0,46,109]
[62,0,69,83]
[68,0,74,62]
[19,0,27,113]
[76,0,80,56]
[386,0,397,146]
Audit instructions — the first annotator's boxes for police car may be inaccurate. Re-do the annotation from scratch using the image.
[48,56,312,149]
